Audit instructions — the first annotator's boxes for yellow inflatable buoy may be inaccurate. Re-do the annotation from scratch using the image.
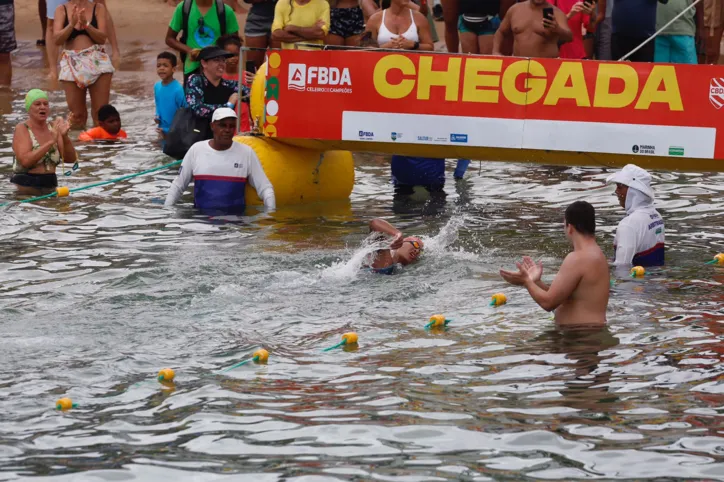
[56,186,70,197]
[490,293,507,307]
[253,349,269,363]
[56,397,74,411]
[630,266,645,278]
[235,136,354,206]
[714,253,724,265]
[342,332,358,345]
[157,368,175,383]
[428,314,447,328]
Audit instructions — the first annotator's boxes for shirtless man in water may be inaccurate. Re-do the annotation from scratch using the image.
[500,201,609,325]
[492,0,572,57]
[367,218,424,274]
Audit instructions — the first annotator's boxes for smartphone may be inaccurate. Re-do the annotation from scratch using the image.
[584,0,595,8]
[245,61,257,73]
[543,6,554,23]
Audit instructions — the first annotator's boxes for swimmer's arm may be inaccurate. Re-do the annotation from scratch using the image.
[248,151,276,211]
[12,125,57,169]
[83,4,109,45]
[369,219,402,237]
[524,254,581,312]
[57,131,78,164]
[164,152,194,207]
[493,8,513,55]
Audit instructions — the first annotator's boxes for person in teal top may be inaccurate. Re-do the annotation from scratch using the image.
[654,0,703,64]
[165,0,240,79]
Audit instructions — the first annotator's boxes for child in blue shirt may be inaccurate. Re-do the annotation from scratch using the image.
[154,52,186,136]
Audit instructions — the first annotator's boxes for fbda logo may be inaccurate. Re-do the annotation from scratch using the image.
[288,63,352,91]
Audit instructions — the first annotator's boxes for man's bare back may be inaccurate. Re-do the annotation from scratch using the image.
[500,201,609,326]
[493,0,572,58]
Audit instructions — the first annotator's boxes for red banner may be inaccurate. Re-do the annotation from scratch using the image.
[261,50,724,160]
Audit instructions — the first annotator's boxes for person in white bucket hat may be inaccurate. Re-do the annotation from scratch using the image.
[606,164,665,267]
[165,107,276,214]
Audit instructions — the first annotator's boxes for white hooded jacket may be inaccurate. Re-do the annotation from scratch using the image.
[612,184,665,267]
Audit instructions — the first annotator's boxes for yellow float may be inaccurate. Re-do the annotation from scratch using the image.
[237,60,354,206]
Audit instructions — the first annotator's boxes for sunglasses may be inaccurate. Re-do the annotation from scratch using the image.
[406,240,421,250]
[63,162,79,177]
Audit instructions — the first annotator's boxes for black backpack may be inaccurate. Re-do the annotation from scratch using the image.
[179,0,228,65]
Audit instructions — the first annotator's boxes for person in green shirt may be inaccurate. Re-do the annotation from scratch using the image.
[165,0,240,80]
[654,0,704,64]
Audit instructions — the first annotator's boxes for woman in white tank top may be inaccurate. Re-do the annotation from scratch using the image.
[363,0,434,50]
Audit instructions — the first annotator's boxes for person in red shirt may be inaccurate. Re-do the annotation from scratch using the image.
[78,104,127,141]
[554,0,595,58]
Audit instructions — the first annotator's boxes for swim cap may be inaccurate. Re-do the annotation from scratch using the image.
[25,89,48,112]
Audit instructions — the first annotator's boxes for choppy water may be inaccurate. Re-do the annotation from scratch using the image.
[1,59,723,481]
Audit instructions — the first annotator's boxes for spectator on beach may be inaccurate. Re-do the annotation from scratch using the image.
[364,0,434,50]
[165,107,276,214]
[595,0,612,59]
[78,103,127,141]
[555,0,595,58]
[11,89,78,194]
[327,0,365,47]
[271,0,330,49]
[166,0,240,83]
[363,0,439,41]
[701,0,723,63]
[493,0,573,57]
[38,0,47,46]
[53,0,114,128]
[655,0,703,63]
[45,0,120,80]
[611,0,669,62]
[245,0,277,69]
[0,0,16,87]
[440,0,515,54]
[217,34,252,132]
[186,46,246,137]
[155,51,186,136]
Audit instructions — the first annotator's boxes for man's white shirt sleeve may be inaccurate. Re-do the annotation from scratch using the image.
[247,149,276,211]
[613,220,638,266]
[164,147,196,206]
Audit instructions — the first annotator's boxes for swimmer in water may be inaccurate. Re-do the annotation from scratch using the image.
[366,218,424,274]
[500,201,609,325]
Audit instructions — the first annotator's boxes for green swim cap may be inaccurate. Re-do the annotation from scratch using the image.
[25,89,49,112]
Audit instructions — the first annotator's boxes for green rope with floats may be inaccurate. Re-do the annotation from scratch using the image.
[0,160,182,208]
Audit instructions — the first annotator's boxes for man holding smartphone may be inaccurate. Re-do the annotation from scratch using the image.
[493,0,573,57]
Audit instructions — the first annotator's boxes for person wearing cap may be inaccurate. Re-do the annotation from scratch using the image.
[606,164,665,267]
[186,46,248,138]
[364,218,424,274]
[165,107,275,213]
[11,89,77,193]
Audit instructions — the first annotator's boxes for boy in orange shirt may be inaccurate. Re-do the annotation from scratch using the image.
[79,105,128,142]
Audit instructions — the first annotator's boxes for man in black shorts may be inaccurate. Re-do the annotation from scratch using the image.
[0,0,16,86]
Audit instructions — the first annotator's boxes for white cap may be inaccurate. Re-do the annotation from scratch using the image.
[212,107,237,122]
[606,164,655,200]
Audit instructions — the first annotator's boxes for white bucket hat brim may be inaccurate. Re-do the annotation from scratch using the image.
[606,164,655,200]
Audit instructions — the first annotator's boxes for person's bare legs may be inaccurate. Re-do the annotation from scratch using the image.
[325,33,345,46]
[38,0,47,44]
[245,35,269,69]
[345,34,362,47]
[0,53,11,87]
[460,31,479,53]
[62,80,88,128]
[478,34,494,54]
[46,20,59,80]
[88,73,112,126]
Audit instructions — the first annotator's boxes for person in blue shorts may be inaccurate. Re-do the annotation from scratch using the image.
[154,51,186,137]
[654,0,703,64]
[366,218,424,275]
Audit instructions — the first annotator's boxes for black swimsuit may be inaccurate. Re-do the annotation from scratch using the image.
[63,4,98,41]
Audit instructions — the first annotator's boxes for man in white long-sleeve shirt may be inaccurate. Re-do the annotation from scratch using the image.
[165,107,276,214]
[606,164,664,267]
